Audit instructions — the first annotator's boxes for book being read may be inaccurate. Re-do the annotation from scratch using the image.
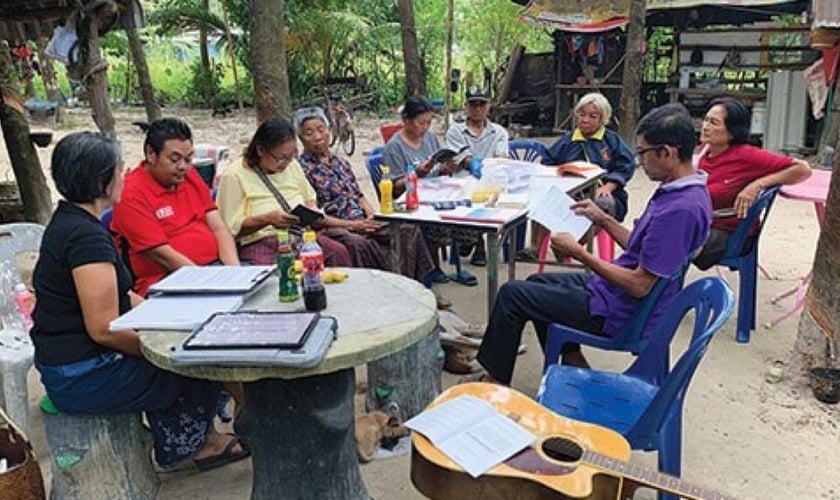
[431,145,470,165]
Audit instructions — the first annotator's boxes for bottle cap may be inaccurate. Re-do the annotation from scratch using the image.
[276,230,290,242]
[303,230,317,243]
[382,165,390,175]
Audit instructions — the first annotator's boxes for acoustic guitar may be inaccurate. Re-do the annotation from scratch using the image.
[411,383,734,500]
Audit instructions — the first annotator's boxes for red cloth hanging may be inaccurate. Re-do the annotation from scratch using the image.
[822,44,840,84]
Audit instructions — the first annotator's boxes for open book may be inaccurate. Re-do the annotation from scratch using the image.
[528,185,592,240]
[405,395,536,478]
[557,161,603,178]
[432,145,470,165]
[291,204,325,228]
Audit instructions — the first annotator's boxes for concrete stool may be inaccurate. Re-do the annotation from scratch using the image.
[40,396,159,500]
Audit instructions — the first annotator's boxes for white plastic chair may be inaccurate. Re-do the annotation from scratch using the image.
[0,222,44,435]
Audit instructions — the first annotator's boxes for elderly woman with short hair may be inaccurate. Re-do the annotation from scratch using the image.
[294,107,445,306]
[31,131,249,472]
[519,92,636,261]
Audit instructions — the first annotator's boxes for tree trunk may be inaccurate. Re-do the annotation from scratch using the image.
[200,0,211,73]
[443,0,454,130]
[124,26,161,122]
[35,37,63,124]
[617,0,646,142]
[250,0,292,123]
[397,0,425,96]
[792,131,840,382]
[0,42,52,224]
[79,8,116,136]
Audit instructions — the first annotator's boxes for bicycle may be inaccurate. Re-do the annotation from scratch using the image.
[324,93,356,156]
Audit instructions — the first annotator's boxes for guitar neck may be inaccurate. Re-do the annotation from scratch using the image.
[584,450,733,500]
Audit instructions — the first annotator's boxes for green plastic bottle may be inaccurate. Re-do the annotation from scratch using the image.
[276,230,299,302]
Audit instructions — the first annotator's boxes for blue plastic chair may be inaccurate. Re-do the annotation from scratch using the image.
[538,277,734,499]
[506,140,550,259]
[366,153,384,199]
[369,146,385,157]
[542,256,692,383]
[508,139,550,163]
[716,185,780,343]
[100,207,113,231]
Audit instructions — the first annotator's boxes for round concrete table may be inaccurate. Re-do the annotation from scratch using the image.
[140,268,439,500]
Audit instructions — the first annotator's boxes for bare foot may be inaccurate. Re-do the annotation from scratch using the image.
[193,430,245,461]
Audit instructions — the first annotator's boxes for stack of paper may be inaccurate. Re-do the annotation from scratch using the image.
[110,266,275,331]
[405,395,536,477]
[528,185,592,240]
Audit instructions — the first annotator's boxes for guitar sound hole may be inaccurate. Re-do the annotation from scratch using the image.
[541,437,583,463]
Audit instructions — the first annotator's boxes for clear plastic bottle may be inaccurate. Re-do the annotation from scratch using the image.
[13,283,34,332]
[379,166,394,213]
[300,230,327,311]
[405,163,419,211]
[276,230,299,302]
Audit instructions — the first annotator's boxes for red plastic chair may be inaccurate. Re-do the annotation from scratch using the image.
[379,123,403,144]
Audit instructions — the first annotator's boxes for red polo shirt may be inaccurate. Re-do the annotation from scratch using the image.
[698,144,793,232]
[111,162,219,296]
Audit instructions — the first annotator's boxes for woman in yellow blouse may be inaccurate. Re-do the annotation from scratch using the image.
[216,117,353,266]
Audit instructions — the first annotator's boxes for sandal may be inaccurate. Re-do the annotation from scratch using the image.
[449,270,478,287]
[194,435,251,472]
[426,268,451,284]
[457,323,486,338]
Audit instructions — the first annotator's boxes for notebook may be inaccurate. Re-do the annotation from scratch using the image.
[182,311,319,350]
[109,294,245,331]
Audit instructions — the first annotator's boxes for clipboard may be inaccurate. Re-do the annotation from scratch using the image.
[148,265,275,295]
[182,311,320,350]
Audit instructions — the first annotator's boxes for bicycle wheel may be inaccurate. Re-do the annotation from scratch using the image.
[342,130,356,156]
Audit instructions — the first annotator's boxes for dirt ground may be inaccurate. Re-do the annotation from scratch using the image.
[8,106,840,499]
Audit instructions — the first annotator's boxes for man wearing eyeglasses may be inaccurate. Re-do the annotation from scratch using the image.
[111,118,239,297]
[469,104,712,384]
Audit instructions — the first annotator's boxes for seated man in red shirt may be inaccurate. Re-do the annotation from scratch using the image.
[111,118,239,297]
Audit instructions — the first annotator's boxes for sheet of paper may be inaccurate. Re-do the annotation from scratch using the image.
[417,177,475,203]
[405,396,536,478]
[109,294,244,331]
[528,184,592,240]
[148,265,274,294]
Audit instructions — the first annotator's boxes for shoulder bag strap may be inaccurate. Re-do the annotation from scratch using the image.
[252,164,293,212]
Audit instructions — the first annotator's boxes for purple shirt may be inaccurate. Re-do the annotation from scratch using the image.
[299,152,367,220]
[587,172,712,337]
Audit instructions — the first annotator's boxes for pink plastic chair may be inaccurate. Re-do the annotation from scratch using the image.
[536,229,615,272]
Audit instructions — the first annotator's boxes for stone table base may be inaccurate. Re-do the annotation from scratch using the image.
[236,368,369,500]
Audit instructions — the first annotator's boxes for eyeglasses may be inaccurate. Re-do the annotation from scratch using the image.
[634,145,667,166]
[266,149,293,166]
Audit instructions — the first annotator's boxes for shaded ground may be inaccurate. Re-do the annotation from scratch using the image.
[7,105,839,500]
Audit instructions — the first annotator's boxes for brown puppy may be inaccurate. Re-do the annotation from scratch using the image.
[354,411,409,463]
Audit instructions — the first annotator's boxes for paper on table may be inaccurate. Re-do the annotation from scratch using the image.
[528,184,592,240]
[405,396,536,478]
[148,265,274,294]
[109,294,244,331]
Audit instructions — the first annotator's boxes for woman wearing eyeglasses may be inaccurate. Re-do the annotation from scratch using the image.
[518,92,636,261]
[216,117,353,266]
[692,97,811,269]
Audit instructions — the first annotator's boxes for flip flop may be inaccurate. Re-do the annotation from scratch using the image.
[427,268,451,284]
[449,270,478,287]
[194,435,251,472]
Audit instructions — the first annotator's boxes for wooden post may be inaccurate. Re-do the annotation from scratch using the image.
[79,4,116,135]
[617,0,647,142]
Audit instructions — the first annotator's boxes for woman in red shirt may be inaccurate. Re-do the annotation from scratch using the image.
[693,97,811,269]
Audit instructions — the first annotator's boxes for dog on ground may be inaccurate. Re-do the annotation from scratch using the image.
[354,410,409,463]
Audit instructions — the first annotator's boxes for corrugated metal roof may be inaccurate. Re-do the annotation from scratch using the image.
[813,0,840,29]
